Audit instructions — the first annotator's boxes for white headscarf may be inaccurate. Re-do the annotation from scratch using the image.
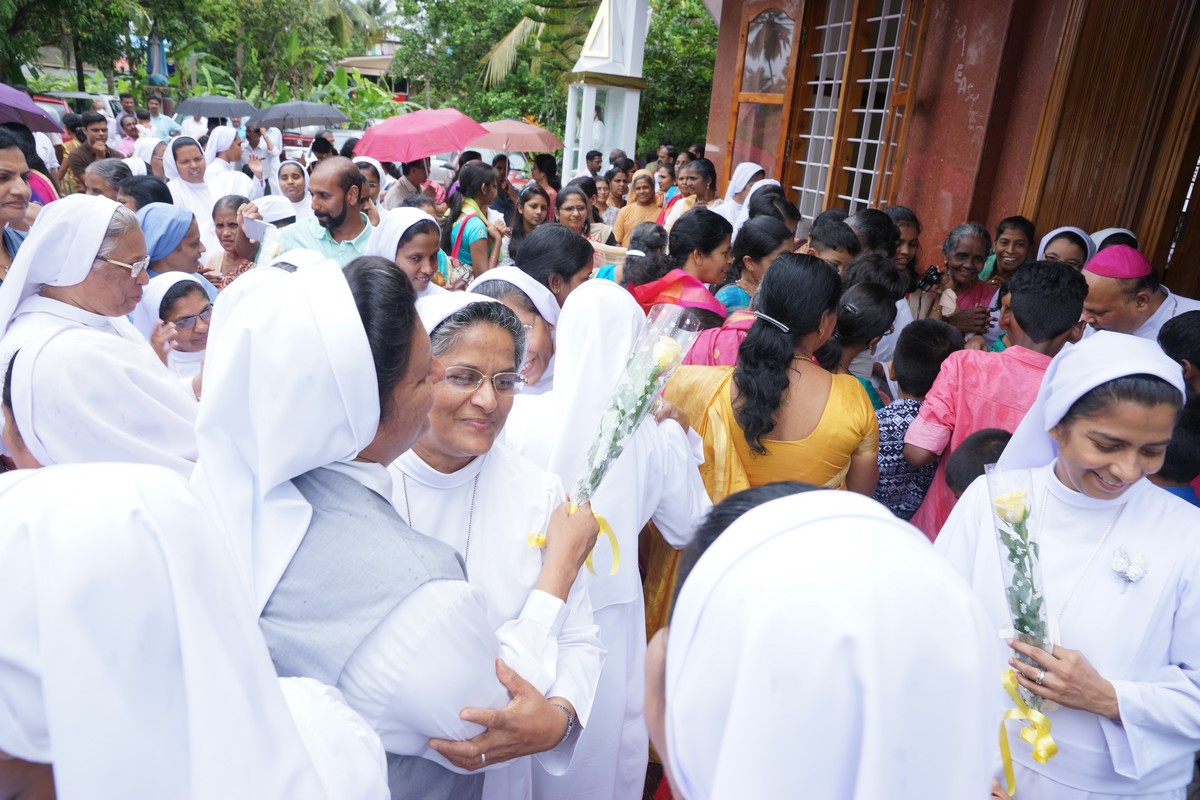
[192,259,379,610]
[276,159,313,218]
[364,207,438,261]
[0,194,123,339]
[468,265,561,328]
[997,330,1185,470]
[1035,225,1097,262]
[664,490,993,799]
[731,178,780,240]
[204,126,239,164]
[130,271,207,339]
[132,136,162,165]
[722,161,765,205]
[0,464,388,800]
[122,155,147,176]
[353,155,387,185]
[163,136,204,183]
[543,278,640,485]
[1090,226,1138,250]
[254,193,298,224]
[416,292,503,335]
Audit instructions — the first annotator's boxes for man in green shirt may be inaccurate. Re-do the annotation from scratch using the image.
[274,158,373,266]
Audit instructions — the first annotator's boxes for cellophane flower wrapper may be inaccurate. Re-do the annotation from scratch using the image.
[571,304,701,505]
[986,463,1051,710]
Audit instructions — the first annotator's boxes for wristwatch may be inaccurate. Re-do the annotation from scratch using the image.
[550,702,574,745]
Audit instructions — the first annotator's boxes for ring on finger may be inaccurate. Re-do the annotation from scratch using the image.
[480,753,486,766]
[1035,669,1046,686]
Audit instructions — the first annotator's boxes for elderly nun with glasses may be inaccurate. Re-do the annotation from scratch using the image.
[0,194,197,475]
[387,293,604,800]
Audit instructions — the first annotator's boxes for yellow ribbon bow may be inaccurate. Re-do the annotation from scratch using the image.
[999,668,1059,797]
[527,506,620,576]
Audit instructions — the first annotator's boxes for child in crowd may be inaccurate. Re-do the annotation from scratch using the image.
[903,260,1088,539]
[815,283,898,411]
[1148,393,1200,508]
[873,319,965,520]
[803,218,860,273]
[943,428,1013,498]
[1158,310,1200,392]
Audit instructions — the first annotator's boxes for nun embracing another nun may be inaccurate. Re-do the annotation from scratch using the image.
[6,125,1200,800]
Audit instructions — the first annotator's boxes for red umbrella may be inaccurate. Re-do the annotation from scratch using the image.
[469,119,563,152]
[356,109,488,163]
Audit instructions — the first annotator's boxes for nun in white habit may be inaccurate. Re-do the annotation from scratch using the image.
[649,488,994,799]
[130,271,210,379]
[388,292,604,800]
[275,158,315,220]
[729,177,780,241]
[469,266,559,394]
[363,207,448,298]
[165,134,260,256]
[716,161,765,224]
[0,463,388,800]
[503,278,710,800]
[0,195,197,470]
[936,331,1200,798]
[193,259,601,800]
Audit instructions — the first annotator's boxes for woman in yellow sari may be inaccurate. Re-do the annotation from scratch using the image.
[646,253,880,631]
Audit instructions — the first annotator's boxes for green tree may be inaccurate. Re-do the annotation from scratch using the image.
[480,0,595,89]
[638,0,716,155]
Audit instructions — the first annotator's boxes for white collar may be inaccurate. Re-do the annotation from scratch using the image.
[393,448,489,490]
[322,458,393,500]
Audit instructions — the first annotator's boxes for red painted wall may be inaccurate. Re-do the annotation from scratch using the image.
[897,0,1070,257]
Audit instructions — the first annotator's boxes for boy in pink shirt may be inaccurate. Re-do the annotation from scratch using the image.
[903,261,1087,539]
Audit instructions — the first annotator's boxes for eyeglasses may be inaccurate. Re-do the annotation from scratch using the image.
[172,304,213,330]
[443,365,526,396]
[100,255,150,278]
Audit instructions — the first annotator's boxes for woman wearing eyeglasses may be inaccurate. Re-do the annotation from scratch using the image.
[388,292,603,800]
[131,272,211,379]
[0,195,198,474]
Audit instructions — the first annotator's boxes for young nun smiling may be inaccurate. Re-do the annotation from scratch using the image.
[936,331,1200,799]
[363,207,447,298]
[469,266,560,394]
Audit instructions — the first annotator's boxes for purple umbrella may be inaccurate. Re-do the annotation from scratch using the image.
[0,84,61,133]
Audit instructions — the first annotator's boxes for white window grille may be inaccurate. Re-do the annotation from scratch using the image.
[794,0,853,222]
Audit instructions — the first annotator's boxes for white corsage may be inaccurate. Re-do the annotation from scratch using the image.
[1111,546,1147,591]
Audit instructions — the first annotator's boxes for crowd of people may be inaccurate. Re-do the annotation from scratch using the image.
[3,90,1200,800]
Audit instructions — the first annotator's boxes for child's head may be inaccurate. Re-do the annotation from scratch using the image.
[1158,311,1200,393]
[845,208,900,258]
[944,429,1013,497]
[1153,392,1200,487]
[891,319,965,400]
[1003,260,1088,344]
[806,219,860,273]
[841,250,908,302]
[814,283,898,372]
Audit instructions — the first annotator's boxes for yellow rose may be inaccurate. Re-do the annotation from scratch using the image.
[993,490,1030,525]
[653,336,683,370]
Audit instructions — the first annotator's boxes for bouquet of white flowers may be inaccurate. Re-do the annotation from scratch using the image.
[571,303,702,506]
[528,304,702,574]
[986,463,1051,710]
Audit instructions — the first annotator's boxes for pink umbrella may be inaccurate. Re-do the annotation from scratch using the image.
[469,119,563,152]
[356,108,488,163]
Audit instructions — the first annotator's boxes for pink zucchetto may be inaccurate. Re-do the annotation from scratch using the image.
[1084,245,1152,280]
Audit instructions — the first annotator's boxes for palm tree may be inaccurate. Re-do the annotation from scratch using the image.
[312,0,379,46]
[481,0,597,88]
[744,9,792,94]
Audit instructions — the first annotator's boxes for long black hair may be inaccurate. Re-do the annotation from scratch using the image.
[441,161,496,252]
[534,153,560,191]
[508,182,550,263]
[342,256,420,421]
[733,254,842,454]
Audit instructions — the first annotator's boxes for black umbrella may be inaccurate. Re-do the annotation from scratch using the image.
[176,94,257,118]
[247,101,350,129]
